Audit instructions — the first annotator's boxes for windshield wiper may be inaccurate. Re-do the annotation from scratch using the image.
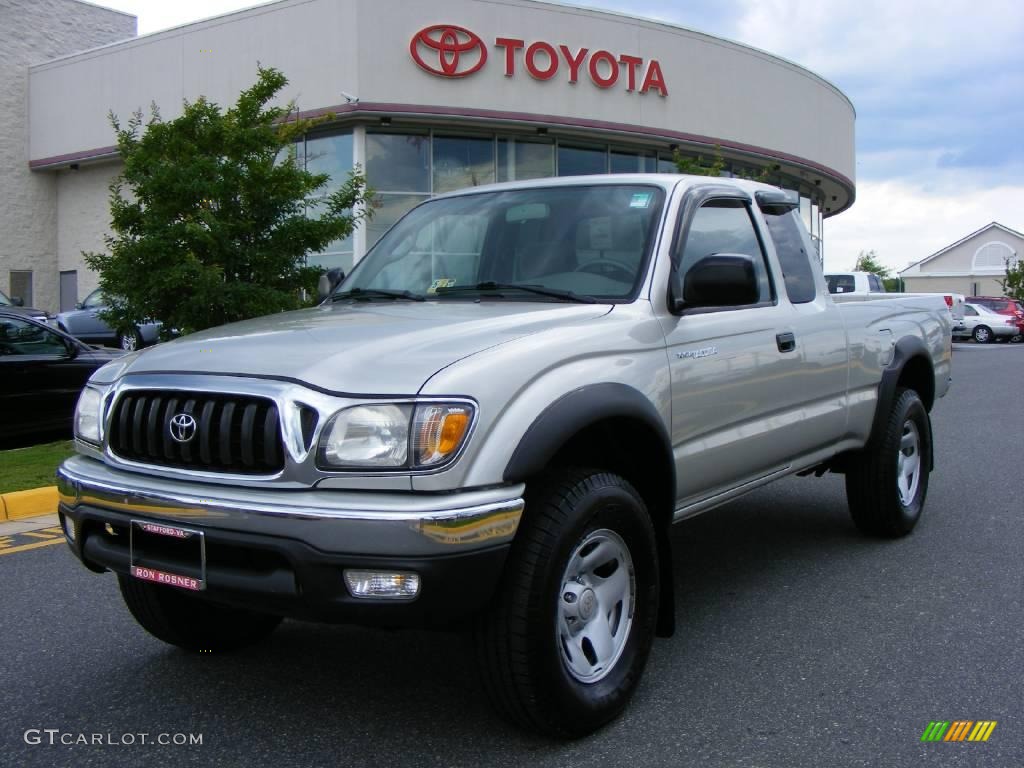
[435,281,597,304]
[330,287,425,302]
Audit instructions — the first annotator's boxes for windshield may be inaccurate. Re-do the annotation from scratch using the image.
[338,184,666,301]
[0,289,11,306]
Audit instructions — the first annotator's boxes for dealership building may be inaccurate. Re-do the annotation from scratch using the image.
[3,0,856,313]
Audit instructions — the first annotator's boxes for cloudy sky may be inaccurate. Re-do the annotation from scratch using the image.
[97,0,1024,273]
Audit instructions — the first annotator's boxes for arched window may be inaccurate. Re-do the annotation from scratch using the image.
[972,241,1018,271]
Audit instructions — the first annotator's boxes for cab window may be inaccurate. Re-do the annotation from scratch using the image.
[676,199,773,306]
[0,317,69,356]
[762,209,816,304]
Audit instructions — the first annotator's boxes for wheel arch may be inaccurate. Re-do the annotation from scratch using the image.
[503,383,677,636]
[870,336,935,470]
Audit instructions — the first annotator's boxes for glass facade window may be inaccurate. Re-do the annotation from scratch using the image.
[305,132,355,270]
[366,132,432,248]
[558,144,607,176]
[657,155,677,174]
[341,128,834,259]
[433,136,495,194]
[610,151,657,173]
[366,133,430,192]
[497,139,555,182]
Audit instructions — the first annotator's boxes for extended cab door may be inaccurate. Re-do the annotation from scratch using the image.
[657,187,848,513]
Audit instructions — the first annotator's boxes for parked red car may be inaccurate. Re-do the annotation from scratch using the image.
[967,296,1024,342]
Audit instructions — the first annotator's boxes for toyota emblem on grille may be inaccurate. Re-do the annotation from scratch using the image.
[409,24,487,78]
[169,413,198,443]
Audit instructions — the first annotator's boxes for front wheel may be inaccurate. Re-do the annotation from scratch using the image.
[972,325,992,344]
[475,470,658,737]
[118,576,282,652]
[846,388,931,537]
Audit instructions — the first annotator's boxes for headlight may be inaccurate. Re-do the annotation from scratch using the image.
[319,404,412,468]
[74,386,104,444]
[317,401,474,470]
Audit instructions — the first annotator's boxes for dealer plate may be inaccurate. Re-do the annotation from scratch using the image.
[129,520,206,591]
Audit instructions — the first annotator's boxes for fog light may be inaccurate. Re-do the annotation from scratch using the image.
[343,570,420,600]
[61,514,76,543]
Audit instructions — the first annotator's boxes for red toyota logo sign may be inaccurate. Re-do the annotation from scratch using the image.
[410,24,488,78]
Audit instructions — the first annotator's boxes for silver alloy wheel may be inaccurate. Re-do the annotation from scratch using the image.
[557,528,635,684]
[974,326,991,343]
[120,331,138,351]
[896,419,922,506]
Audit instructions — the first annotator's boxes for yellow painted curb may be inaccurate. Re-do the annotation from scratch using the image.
[0,486,58,521]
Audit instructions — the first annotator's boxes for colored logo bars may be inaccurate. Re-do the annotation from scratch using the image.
[920,721,997,742]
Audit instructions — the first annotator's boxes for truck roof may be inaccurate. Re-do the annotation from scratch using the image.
[430,173,783,200]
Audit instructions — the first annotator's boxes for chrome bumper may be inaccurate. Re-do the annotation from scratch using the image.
[57,455,524,557]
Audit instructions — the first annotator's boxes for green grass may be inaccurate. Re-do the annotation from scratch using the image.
[0,440,76,494]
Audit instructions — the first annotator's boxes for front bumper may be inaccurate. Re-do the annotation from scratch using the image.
[57,455,524,626]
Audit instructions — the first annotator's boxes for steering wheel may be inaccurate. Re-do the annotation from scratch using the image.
[574,258,634,283]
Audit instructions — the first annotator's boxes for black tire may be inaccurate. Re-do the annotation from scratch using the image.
[118,327,142,351]
[118,575,282,652]
[475,469,658,738]
[845,388,931,537]
[972,325,992,344]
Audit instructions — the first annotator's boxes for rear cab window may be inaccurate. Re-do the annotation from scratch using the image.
[762,209,817,303]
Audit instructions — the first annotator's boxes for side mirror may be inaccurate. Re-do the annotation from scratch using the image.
[317,267,346,301]
[74,302,84,310]
[671,253,760,313]
[63,337,79,360]
[11,296,24,307]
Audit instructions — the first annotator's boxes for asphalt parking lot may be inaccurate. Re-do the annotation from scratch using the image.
[1,344,1021,767]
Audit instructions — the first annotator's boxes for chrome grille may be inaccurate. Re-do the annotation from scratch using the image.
[107,390,284,474]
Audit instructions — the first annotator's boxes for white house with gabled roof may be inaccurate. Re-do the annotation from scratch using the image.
[899,222,1023,296]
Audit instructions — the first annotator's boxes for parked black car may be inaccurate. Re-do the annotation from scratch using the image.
[0,310,124,442]
[0,287,51,324]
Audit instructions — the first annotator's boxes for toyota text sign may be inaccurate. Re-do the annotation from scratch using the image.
[410,24,668,96]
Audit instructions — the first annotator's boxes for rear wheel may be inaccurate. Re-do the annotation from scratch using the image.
[475,470,658,737]
[118,576,282,652]
[117,328,142,351]
[972,325,992,343]
[846,388,931,537]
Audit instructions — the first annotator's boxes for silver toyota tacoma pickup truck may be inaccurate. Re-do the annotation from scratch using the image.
[58,175,951,737]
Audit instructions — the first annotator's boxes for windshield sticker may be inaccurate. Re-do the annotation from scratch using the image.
[629,192,652,209]
[428,278,456,294]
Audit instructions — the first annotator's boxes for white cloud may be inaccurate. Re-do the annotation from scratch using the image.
[734,0,1023,83]
[824,178,1024,273]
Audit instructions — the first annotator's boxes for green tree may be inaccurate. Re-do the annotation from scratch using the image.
[672,144,781,183]
[84,65,372,339]
[998,257,1024,301]
[672,145,726,177]
[852,250,891,279]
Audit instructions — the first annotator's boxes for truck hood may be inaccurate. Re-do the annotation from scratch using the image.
[117,301,612,394]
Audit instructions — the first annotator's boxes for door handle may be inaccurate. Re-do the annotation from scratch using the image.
[776,332,796,353]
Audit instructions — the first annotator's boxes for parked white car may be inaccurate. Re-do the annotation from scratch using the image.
[953,303,1020,343]
[825,272,965,322]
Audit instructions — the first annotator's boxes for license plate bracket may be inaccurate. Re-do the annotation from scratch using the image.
[129,520,206,591]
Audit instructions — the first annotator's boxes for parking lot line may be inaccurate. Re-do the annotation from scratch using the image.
[0,526,65,556]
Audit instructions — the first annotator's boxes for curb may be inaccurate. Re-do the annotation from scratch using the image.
[0,486,59,521]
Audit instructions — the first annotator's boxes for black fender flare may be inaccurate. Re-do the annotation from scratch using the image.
[870,336,935,471]
[503,382,677,636]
